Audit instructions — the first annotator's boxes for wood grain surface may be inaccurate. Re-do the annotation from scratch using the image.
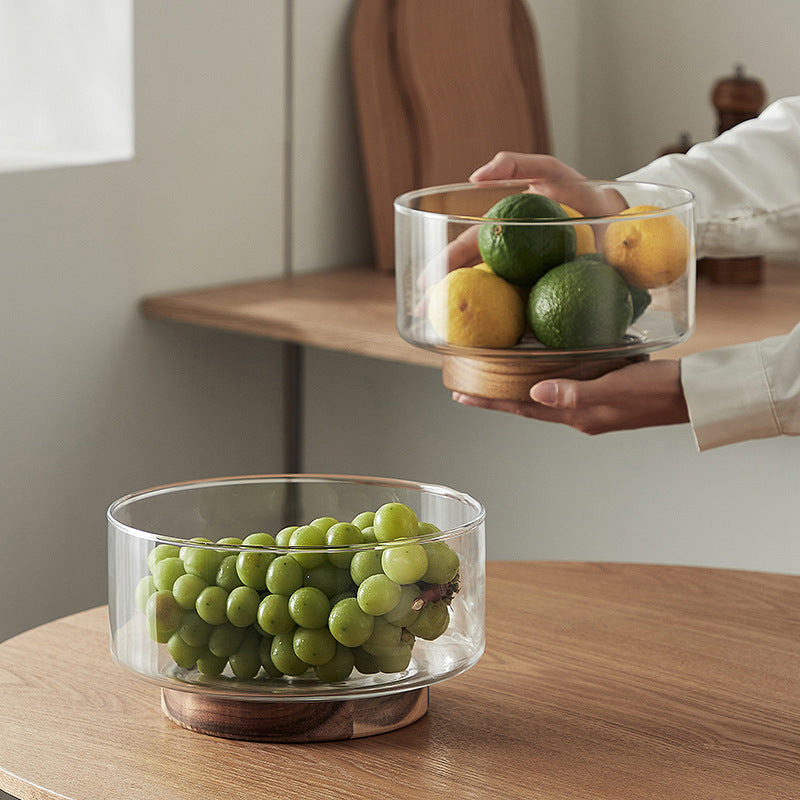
[351,0,550,271]
[140,261,800,368]
[2,561,800,800]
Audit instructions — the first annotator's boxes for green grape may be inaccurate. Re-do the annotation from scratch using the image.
[373,502,418,542]
[406,599,450,640]
[360,526,378,543]
[135,575,156,614]
[243,532,277,547]
[351,511,375,530]
[329,590,357,606]
[362,616,402,655]
[352,646,379,674]
[177,610,212,647]
[288,525,326,568]
[357,574,401,616]
[167,632,204,670]
[287,586,330,629]
[152,556,186,591]
[309,516,338,533]
[349,549,383,585]
[328,597,374,648]
[421,541,460,584]
[381,544,428,584]
[303,562,354,598]
[266,554,304,595]
[383,583,422,628]
[179,537,213,560]
[216,536,243,546]
[196,650,228,676]
[314,643,355,683]
[172,573,208,610]
[258,636,283,677]
[274,526,298,547]
[270,631,309,676]
[417,521,441,536]
[229,630,262,679]
[325,522,364,569]
[373,642,413,673]
[182,546,224,584]
[292,627,337,666]
[195,585,229,626]
[325,522,364,568]
[146,590,183,643]
[208,621,246,658]
[215,554,244,592]
[256,593,295,635]
[226,585,261,628]
[236,549,274,589]
[148,544,180,574]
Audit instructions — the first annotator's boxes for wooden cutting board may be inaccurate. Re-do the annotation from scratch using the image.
[350,0,551,271]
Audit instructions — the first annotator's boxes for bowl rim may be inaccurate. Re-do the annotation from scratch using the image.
[107,473,486,549]
[393,177,695,224]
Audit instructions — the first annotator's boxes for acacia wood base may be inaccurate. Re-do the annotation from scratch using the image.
[442,354,643,401]
[160,686,429,742]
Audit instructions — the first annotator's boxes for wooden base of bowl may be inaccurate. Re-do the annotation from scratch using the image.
[442,354,645,401]
[161,686,429,742]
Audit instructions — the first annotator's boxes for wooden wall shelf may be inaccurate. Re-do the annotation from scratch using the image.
[141,261,800,366]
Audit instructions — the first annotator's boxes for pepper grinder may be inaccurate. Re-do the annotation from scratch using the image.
[702,65,767,284]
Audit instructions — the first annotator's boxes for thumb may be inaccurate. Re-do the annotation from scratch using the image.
[530,379,599,409]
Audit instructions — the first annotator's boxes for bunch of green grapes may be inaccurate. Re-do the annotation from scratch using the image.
[134,502,461,684]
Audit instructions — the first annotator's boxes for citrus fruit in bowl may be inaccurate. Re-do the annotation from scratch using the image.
[527,259,634,349]
[476,192,577,285]
[394,179,695,399]
[426,265,526,348]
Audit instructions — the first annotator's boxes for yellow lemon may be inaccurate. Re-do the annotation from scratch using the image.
[602,205,690,288]
[560,203,596,256]
[427,266,525,348]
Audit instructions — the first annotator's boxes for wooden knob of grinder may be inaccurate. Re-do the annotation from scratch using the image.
[711,64,766,134]
[702,65,767,285]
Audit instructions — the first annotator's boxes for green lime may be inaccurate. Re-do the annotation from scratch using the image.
[477,193,576,286]
[576,252,650,321]
[527,259,634,348]
[629,284,652,322]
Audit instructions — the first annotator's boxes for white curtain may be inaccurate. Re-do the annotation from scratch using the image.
[0,0,133,172]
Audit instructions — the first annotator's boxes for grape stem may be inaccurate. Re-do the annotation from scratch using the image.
[411,574,461,610]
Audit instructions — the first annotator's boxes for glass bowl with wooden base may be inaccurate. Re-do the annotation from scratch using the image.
[108,474,485,742]
[394,179,695,400]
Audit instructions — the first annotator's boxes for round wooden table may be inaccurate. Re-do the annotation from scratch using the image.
[2,561,800,800]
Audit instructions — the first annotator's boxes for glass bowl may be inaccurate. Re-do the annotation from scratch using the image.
[108,475,485,707]
[394,179,695,399]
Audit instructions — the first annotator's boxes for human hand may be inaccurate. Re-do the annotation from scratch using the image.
[452,359,689,435]
[470,151,627,218]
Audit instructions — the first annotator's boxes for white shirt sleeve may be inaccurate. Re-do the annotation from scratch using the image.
[619,96,800,450]
[621,95,800,259]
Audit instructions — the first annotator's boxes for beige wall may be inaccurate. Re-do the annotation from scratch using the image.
[578,0,800,177]
[0,1,288,646]
[3,0,800,657]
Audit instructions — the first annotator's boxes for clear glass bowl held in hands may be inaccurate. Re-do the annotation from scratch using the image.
[394,179,695,399]
[108,475,485,702]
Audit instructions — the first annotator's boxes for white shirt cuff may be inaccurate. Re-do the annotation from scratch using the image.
[680,343,781,451]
